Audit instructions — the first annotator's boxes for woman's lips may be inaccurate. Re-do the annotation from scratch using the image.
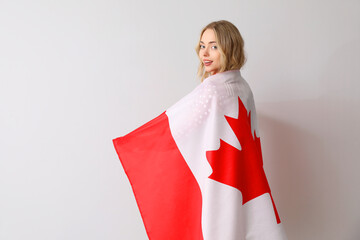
[204,61,213,66]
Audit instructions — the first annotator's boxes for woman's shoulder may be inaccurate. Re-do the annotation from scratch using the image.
[201,70,254,100]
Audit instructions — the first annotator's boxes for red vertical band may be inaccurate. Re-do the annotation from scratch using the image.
[113,111,204,240]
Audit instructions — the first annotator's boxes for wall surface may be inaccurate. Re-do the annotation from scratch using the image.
[1,0,359,239]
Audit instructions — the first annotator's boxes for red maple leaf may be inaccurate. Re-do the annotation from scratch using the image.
[206,96,281,224]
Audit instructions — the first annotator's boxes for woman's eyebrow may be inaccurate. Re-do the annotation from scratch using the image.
[200,41,217,44]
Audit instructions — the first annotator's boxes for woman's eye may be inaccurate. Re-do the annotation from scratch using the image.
[199,45,217,49]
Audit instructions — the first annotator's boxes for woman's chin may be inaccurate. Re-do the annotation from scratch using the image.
[205,69,218,75]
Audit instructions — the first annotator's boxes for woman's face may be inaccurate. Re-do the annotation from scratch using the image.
[199,28,221,75]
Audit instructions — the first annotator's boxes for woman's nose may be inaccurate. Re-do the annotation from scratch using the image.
[203,47,209,56]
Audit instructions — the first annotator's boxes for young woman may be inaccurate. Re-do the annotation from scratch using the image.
[113,20,287,240]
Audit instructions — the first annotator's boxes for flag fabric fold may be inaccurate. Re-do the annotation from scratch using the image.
[112,70,287,240]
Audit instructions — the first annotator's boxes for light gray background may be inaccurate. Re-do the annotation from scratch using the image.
[1,0,359,239]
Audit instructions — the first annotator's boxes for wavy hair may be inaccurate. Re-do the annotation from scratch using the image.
[195,20,247,82]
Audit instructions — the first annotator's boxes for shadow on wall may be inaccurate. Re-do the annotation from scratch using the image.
[257,38,360,240]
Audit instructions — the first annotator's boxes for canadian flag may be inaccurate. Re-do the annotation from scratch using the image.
[112,70,288,240]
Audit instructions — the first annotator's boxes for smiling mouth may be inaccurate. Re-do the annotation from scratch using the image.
[204,61,213,66]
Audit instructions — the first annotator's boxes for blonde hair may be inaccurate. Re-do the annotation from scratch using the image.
[195,20,247,82]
